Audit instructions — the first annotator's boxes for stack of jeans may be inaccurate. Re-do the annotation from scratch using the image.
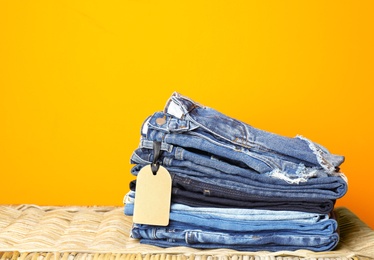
[124,92,348,252]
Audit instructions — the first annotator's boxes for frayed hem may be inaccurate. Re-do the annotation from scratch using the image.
[268,165,348,185]
[296,135,336,174]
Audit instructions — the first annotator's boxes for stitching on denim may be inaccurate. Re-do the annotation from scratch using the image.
[130,151,151,165]
[175,147,184,160]
[163,157,172,166]
[140,138,173,152]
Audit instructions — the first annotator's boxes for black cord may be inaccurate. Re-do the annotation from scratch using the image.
[151,141,161,175]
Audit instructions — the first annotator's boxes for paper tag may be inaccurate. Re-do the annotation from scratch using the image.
[133,165,172,226]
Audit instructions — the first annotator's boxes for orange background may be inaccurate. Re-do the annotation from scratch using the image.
[1,1,373,228]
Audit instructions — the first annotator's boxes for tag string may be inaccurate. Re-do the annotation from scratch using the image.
[151,141,161,175]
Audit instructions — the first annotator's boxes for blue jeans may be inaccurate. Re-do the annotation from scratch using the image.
[140,110,347,184]
[125,204,337,234]
[125,201,335,225]
[129,175,336,214]
[124,196,337,233]
[131,226,339,252]
[124,196,339,252]
[141,112,332,184]
[130,148,348,200]
[164,92,344,177]
[134,231,339,252]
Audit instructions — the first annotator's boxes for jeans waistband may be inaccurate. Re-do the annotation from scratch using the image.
[164,92,345,174]
[141,110,347,184]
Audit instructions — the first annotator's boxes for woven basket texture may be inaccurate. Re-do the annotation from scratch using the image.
[0,205,373,260]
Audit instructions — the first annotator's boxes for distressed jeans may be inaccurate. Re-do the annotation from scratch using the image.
[164,92,344,177]
[138,92,346,184]
[131,145,348,200]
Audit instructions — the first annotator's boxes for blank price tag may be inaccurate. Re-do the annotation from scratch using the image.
[133,165,172,226]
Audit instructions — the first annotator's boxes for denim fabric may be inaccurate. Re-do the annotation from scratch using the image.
[123,92,346,252]
[170,190,334,214]
[131,218,337,235]
[130,150,348,200]
[129,176,336,214]
[139,109,347,184]
[125,203,336,234]
[131,225,339,252]
[169,174,335,213]
[124,198,339,252]
[136,232,339,252]
[124,193,336,228]
[135,91,346,183]
[169,203,332,223]
[164,92,344,178]
[141,111,333,184]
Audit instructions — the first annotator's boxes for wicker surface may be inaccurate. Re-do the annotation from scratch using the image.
[0,205,373,259]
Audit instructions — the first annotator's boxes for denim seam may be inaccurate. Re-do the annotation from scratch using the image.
[175,147,184,160]
[175,175,263,198]
[163,157,173,166]
[171,131,278,171]
[182,113,297,157]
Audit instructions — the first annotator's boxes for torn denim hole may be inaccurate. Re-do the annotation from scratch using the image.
[296,135,336,174]
[268,165,319,184]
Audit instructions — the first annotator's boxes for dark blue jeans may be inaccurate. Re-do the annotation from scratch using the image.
[131,148,348,200]
[129,174,336,214]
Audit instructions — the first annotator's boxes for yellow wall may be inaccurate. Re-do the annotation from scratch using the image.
[1,1,373,228]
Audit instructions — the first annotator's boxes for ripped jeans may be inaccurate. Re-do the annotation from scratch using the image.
[130,144,348,200]
[139,92,346,183]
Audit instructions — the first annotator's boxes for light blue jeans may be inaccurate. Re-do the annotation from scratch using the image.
[139,92,346,184]
[124,193,337,231]
[124,195,339,252]
[165,91,344,176]
[134,231,339,252]
[131,227,339,252]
